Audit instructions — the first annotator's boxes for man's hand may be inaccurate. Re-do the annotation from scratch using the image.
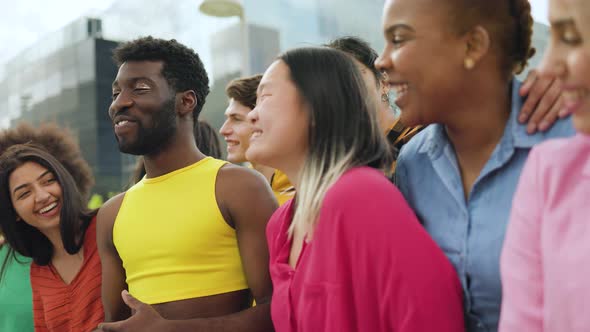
[98,291,170,332]
[519,69,567,134]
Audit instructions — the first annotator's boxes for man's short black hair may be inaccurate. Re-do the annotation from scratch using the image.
[325,36,382,87]
[113,36,210,121]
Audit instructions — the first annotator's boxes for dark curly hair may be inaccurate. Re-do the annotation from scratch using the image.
[324,36,382,87]
[113,36,210,121]
[0,122,94,199]
[448,0,535,79]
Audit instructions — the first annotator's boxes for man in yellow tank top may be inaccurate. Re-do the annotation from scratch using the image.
[220,75,294,206]
[96,37,278,332]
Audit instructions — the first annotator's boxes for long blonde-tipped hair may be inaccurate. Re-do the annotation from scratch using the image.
[279,47,392,238]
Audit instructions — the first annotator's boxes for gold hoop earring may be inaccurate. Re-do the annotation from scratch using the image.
[381,93,389,102]
[464,58,475,70]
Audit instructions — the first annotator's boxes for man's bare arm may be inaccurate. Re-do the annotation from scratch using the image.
[97,193,132,322]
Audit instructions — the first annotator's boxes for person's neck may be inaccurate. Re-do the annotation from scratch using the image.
[251,162,275,183]
[143,129,206,178]
[278,157,306,193]
[42,227,68,259]
[444,78,512,158]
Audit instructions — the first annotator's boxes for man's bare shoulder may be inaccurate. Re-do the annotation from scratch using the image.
[217,164,271,193]
[97,192,126,231]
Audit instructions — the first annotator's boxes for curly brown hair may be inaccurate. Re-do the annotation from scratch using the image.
[0,122,94,199]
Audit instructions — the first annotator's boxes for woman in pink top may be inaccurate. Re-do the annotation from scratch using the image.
[499,1,590,331]
[245,46,465,332]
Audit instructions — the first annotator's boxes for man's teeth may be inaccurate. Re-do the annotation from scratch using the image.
[39,202,57,214]
[116,120,129,127]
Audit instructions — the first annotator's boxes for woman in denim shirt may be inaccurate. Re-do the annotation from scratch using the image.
[375,0,575,331]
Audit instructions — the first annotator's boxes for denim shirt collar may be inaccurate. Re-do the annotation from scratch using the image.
[418,80,543,160]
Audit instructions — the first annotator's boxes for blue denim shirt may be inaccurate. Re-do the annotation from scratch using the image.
[395,80,575,332]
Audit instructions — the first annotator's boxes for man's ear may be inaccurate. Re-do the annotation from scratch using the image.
[177,90,198,117]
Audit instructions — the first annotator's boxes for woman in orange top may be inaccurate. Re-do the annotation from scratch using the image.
[0,144,103,332]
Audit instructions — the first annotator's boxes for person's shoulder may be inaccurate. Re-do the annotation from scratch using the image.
[267,199,294,238]
[322,167,400,210]
[96,192,126,232]
[530,135,588,171]
[216,163,277,222]
[317,168,421,242]
[398,125,433,157]
[396,125,439,171]
[217,163,270,192]
[98,192,126,217]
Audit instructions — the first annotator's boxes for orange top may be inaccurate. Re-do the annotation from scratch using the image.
[30,217,103,332]
[388,119,424,172]
[270,170,294,206]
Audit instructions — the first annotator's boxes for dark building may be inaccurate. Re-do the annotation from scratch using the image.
[0,18,134,195]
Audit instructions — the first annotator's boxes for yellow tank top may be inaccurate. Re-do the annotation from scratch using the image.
[113,157,248,304]
[270,170,294,206]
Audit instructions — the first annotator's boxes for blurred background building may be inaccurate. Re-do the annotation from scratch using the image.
[0,17,132,194]
[0,0,551,195]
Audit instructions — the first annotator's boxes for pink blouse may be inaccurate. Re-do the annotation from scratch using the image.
[500,134,590,332]
[267,167,465,332]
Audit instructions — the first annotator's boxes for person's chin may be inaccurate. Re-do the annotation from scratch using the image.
[227,154,247,164]
[245,147,262,165]
[118,143,143,155]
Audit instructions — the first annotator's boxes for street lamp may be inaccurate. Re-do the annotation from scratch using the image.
[199,0,250,76]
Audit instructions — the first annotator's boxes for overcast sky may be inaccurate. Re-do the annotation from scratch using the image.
[0,0,550,78]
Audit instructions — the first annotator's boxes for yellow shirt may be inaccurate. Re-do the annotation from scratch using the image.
[270,170,294,206]
[113,158,248,304]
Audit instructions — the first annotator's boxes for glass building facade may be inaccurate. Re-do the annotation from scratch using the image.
[0,18,134,195]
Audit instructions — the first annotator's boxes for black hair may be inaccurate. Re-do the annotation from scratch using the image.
[113,36,210,121]
[325,36,382,87]
[278,47,392,235]
[0,144,95,279]
[449,0,535,78]
[279,46,391,175]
